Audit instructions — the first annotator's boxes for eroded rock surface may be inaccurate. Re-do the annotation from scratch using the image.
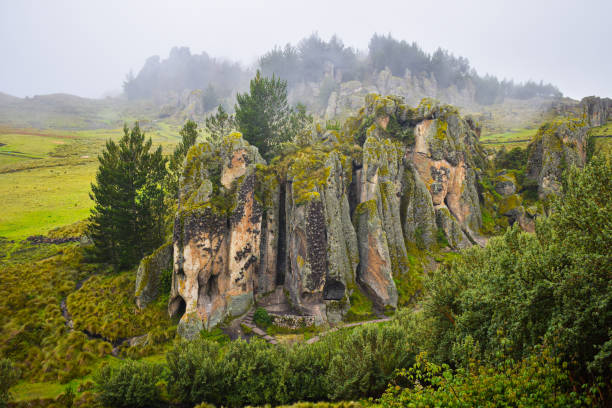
[581,96,611,127]
[135,241,173,309]
[169,134,264,337]
[169,96,493,337]
[526,118,588,199]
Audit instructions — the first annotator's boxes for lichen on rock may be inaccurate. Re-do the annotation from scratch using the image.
[135,241,173,309]
[526,117,588,198]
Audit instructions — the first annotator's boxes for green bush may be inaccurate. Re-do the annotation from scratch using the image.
[325,324,414,400]
[421,156,612,392]
[378,349,586,407]
[253,307,273,328]
[93,360,164,408]
[165,338,226,406]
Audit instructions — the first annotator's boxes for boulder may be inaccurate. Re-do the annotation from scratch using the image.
[135,242,173,309]
[526,118,588,198]
[435,206,471,249]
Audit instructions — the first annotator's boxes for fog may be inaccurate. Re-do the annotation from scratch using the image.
[0,0,610,100]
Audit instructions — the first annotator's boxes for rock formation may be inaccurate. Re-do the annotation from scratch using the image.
[169,95,490,336]
[168,133,264,338]
[135,242,173,309]
[580,96,612,127]
[526,118,588,199]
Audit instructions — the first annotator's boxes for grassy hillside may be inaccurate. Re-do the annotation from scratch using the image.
[0,124,180,239]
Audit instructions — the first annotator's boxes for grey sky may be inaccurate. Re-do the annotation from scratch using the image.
[1,0,610,100]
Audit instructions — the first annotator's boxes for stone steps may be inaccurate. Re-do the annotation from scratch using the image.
[240,308,277,345]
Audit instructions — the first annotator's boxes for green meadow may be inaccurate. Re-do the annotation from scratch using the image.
[480,127,537,150]
[0,123,180,239]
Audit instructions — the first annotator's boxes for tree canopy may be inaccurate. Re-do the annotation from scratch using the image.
[88,123,167,269]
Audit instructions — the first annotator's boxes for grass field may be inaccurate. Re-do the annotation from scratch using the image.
[480,127,537,150]
[0,123,180,239]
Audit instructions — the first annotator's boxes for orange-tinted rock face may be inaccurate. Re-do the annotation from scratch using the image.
[407,115,483,245]
[169,136,263,338]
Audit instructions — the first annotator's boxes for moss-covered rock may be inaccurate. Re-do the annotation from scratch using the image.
[526,118,588,198]
[435,206,471,250]
[169,133,264,335]
[135,241,172,309]
[284,149,358,322]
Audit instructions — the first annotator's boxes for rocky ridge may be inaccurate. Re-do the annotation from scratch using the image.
[164,95,490,337]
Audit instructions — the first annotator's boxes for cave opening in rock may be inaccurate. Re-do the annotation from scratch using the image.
[323,279,346,300]
[207,274,219,299]
[169,295,186,319]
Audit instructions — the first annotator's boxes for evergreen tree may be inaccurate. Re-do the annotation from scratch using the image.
[235,71,292,159]
[204,105,236,144]
[166,120,200,198]
[88,123,167,269]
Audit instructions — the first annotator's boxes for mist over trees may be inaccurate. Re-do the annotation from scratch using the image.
[123,46,248,101]
[123,34,562,107]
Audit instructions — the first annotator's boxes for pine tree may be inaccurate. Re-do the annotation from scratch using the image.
[204,105,236,144]
[88,123,167,269]
[166,120,200,198]
[235,70,291,159]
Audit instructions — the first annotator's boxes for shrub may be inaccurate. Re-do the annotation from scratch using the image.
[325,324,414,400]
[165,338,226,406]
[378,349,586,407]
[94,360,164,408]
[253,307,273,329]
[421,155,612,395]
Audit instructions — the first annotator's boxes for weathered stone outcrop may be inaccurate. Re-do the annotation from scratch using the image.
[581,96,611,127]
[401,165,437,249]
[135,241,173,309]
[526,118,588,198]
[435,206,471,249]
[404,100,486,247]
[169,95,492,337]
[353,136,406,308]
[168,133,264,337]
[284,150,359,322]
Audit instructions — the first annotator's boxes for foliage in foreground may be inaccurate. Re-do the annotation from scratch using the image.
[422,155,611,395]
[94,323,413,407]
[379,350,586,408]
[94,360,164,408]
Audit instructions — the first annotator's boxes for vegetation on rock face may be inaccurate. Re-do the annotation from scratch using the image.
[204,104,236,145]
[235,71,295,160]
[165,119,200,198]
[88,123,168,269]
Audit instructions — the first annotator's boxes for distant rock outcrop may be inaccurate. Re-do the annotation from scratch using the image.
[526,118,588,199]
[580,96,612,127]
[169,95,491,336]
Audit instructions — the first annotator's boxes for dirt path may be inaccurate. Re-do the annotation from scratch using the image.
[304,317,391,344]
[239,307,391,346]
